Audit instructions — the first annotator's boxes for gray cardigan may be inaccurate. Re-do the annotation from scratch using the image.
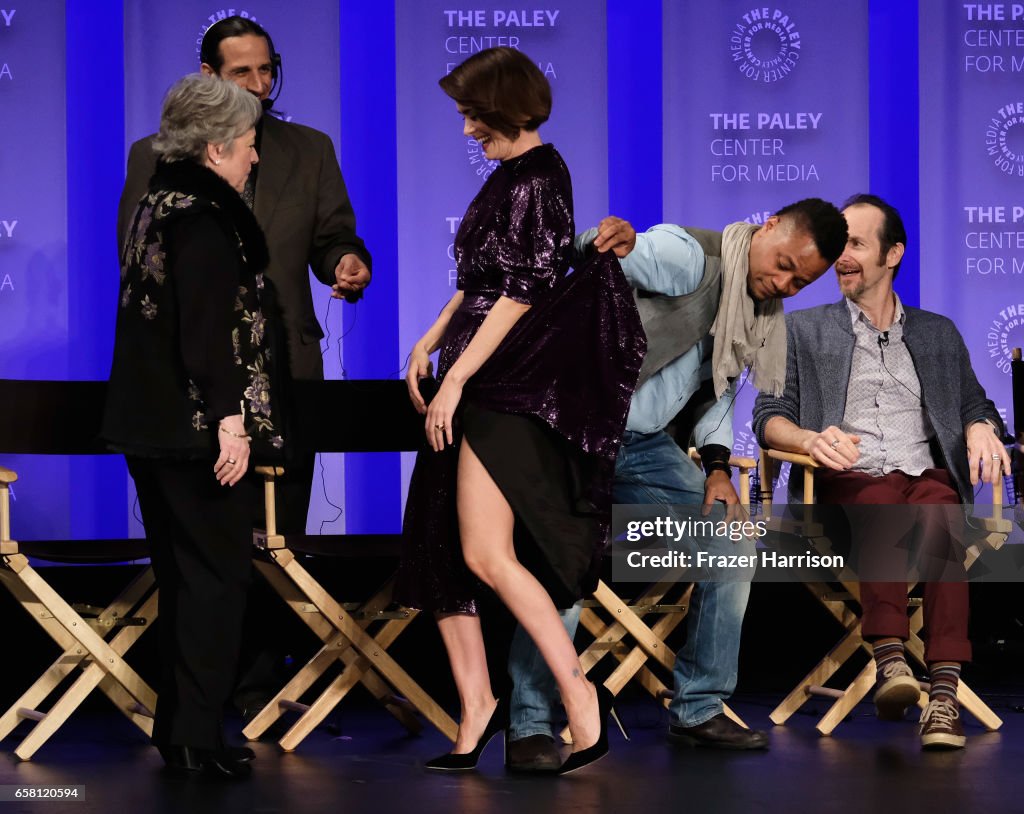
[752,300,1001,503]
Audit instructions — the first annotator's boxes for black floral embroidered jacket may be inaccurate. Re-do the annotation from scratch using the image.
[102,159,284,460]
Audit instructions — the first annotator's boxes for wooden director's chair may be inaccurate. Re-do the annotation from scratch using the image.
[571,452,758,736]
[758,448,1009,735]
[0,380,157,760]
[241,381,456,750]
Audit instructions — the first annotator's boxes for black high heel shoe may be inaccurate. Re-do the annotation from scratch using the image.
[558,684,624,775]
[425,696,508,771]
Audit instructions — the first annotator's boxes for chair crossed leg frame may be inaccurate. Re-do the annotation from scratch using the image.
[759,448,1007,736]
[245,467,457,750]
[769,578,1003,735]
[567,580,746,741]
[0,555,157,759]
[579,580,691,702]
[0,469,157,761]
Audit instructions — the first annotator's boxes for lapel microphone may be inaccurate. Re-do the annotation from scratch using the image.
[878,331,890,349]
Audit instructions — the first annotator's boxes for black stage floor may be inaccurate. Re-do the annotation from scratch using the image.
[1,693,1021,814]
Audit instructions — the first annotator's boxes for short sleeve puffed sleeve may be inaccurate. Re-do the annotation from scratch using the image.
[497,173,574,305]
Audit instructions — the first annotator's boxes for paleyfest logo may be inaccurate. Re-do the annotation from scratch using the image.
[195,9,260,59]
[465,137,499,181]
[730,7,802,83]
[986,102,1024,178]
[987,303,1024,374]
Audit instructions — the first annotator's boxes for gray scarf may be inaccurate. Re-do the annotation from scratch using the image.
[710,222,787,398]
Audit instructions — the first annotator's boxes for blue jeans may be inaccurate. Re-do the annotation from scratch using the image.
[508,603,581,741]
[508,430,753,736]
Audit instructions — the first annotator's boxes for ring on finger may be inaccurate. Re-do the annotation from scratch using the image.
[227,458,237,465]
[830,438,840,450]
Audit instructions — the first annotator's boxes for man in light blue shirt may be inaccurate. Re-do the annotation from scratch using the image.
[506,200,848,768]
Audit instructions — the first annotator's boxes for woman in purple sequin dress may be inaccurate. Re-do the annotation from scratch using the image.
[397,48,645,770]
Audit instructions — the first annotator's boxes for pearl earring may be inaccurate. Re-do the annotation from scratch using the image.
[214,159,222,165]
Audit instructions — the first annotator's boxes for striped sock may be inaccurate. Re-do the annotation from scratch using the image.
[929,663,961,706]
[873,640,907,683]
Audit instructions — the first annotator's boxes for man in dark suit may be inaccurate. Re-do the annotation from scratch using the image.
[118,16,372,720]
[753,194,1007,750]
[118,16,372,531]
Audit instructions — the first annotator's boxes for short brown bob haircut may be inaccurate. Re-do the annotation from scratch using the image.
[439,47,551,140]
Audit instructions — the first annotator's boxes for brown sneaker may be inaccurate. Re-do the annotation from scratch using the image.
[873,659,921,720]
[919,700,966,750]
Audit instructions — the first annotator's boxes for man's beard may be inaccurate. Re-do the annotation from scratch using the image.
[843,282,865,301]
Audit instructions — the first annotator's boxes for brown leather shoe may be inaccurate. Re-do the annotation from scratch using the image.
[506,734,562,772]
[920,700,966,750]
[668,713,768,750]
[873,660,921,720]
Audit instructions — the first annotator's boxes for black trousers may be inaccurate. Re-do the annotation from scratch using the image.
[128,457,256,749]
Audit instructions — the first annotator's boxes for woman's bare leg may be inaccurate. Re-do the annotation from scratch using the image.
[435,612,498,753]
[457,438,599,752]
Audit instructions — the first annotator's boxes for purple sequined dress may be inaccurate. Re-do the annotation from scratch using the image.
[395,144,645,613]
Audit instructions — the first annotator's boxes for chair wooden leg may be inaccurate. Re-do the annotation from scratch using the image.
[952,682,1004,731]
[14,671,101,760]
[0,575,83,742]
[243,645,336,741]
[96,675,155,735]
[769,581,871,730]
[815,660,876,736]
[770,625,862,725]
[577,608,628,674]
[275,651,412,753]
[334,617,423,734]
[629,666,673,703]
[276,615,424,750]
[270,549,457,741]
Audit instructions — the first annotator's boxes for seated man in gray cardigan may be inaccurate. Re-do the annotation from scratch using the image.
[753,194,1007,751]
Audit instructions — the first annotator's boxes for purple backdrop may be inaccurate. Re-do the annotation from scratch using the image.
[920,0,1024,464]
[394,1,608,498]
[0,2,73,540]
[6,3,995,540]
[663,0,869,485]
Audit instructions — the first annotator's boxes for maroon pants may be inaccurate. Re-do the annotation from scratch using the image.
[815,468,970,664]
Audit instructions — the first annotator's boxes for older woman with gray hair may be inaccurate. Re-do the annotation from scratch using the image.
[103,73,282,779]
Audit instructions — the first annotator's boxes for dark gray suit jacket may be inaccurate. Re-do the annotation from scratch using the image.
[118,114,371,381]
[752,300,1000,503]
